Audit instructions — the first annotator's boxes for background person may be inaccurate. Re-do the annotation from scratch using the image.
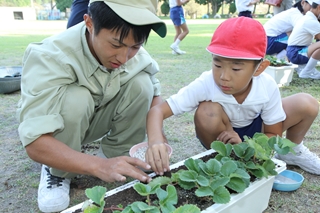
[264,0,311,63]
[274,0,295,14]
[287,0,320,79]
[66,0,89,28]
[169,0,190,55]
[17,0,167,212]
[235,0,259,18]
[145,17,320,178]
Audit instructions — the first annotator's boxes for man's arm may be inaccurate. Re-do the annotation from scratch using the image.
[25,134,152,183]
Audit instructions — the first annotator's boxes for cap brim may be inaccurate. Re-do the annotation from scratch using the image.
[106,2,167,38]
[206,46,263,60]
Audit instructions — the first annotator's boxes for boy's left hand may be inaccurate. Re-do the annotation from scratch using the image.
[145,142,170,175]
[217,130,242,144]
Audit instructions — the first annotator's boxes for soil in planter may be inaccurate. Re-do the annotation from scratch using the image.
[73,152,282,212]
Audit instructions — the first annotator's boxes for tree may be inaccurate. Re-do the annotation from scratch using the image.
[55,0,72,12]
[194,0,233,16]
[161,1,170,16]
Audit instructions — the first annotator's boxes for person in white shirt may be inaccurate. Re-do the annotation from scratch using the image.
[235,0,259,18]
[169,0,190,55]
[145,17,320,178]
[264,0,311,62]
[287,0,320,79]
[274,0,295,14]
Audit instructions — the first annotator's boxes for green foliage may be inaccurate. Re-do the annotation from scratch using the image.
[82,186,106,213]
[265,55,290,67]
[160,1,170,16]
[55,0,72,12]
[82,134,295,212]
[229,2,236,14]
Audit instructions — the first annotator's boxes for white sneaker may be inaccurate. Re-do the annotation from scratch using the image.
[294,64,306,75]
[299,68,320,79]
[172,50,177,55]
[38,165,71,212]
[275,143,320,175]
[170,43,186,55]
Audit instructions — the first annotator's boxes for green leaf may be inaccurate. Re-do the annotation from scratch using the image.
[184,158,201,173]
[179,170,198,182]
[220,160,237,176]
[210,141,228,156]
[231,168,250,180]
[133,183,151,196]
[172,204,201,213]
[198,159,221,176]
[209,177,230,190]
[177,179,196,190]
[212,186,231,204]
[226,177,247,193]
[195,186,214,197]
[130,201,159,213]
[233,143,247,158]
[196,175,210,186]
[84,186,106,206]
[149,177,172,188]
[262,159,276,173]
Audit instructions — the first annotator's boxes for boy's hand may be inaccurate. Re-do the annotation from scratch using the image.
[94,156,152,183]
[145,142,170,175]
[217,130,242,144]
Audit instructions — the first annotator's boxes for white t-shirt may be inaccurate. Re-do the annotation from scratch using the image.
[169,0,178,8]
[288,11,320,46]
[235,0,254,13]
[264,8,302,37]
[167,71,286,128]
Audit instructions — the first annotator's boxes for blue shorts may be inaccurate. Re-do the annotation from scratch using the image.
[238,11,253,18]
[198,115,262,149]
[170,6,186,26]
[287,45,309,64]
[266,33,288,55]
[233,115,262,141]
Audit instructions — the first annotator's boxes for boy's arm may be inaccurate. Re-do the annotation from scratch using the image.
[146,101,174,175]
[263,122,283,138]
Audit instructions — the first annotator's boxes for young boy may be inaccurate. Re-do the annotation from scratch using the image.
[145,17,320,176]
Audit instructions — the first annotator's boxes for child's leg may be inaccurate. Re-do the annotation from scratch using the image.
[194,102,232,149]
[282,93,319,144]
[277,93,320,175]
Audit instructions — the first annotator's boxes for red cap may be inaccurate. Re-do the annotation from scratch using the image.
[206,17,267,60]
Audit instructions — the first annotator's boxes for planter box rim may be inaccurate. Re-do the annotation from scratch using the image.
[62,149,286,213]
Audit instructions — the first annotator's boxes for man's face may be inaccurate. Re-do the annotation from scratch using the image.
[84,15,144,70]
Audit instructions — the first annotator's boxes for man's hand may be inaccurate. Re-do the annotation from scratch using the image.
[94,156,152,183]
[217,130,242,144]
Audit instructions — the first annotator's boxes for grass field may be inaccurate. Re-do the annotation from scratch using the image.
[1,19,320,212]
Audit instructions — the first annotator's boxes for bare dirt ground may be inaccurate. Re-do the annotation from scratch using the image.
[1,19,320,213]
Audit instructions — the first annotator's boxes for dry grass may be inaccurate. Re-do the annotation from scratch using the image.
[1,19,320,213]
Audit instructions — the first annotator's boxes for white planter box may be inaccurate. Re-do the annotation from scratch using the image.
[264,64,297,87]
[62,149,286,213]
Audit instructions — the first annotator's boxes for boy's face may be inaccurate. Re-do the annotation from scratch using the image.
[211,55,262,99]
[84,15,144,70]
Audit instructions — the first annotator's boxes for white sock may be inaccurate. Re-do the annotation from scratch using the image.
[276,49,287,60]
[293,141,303,152]
[174,39,181,46]
[303,58,318,72]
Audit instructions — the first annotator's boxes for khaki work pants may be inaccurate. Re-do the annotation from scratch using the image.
[51,72,154,178]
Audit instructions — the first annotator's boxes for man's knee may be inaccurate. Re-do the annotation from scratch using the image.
[61,85,94,123]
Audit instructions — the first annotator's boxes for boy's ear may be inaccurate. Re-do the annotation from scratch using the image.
[84,14,94,34]
[253,59,270,76]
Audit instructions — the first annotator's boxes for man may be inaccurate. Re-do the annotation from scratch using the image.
[17,0,167,212]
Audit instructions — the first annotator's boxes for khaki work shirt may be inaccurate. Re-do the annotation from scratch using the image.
[17,22,161,147]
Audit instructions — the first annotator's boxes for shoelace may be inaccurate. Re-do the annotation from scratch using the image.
[45,167,65,189]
